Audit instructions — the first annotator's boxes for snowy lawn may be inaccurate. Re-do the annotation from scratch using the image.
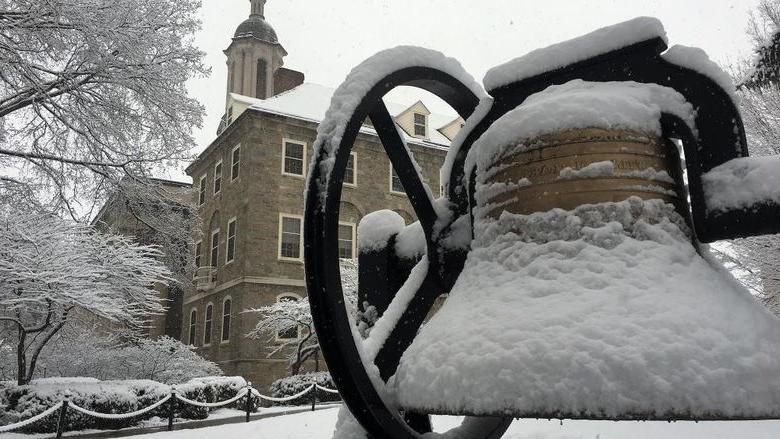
[49,405,778,439]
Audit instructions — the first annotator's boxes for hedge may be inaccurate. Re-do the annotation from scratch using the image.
[0,376,248,433]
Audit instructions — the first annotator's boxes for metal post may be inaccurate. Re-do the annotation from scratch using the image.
[244,382,252,423]
[310,384,316,412]
[168,388,176,431]
[55,399,68,439]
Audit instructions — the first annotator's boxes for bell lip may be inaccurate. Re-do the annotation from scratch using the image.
[401,406,780,422]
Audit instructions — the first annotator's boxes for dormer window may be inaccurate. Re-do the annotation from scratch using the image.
[227,106,234,126]
[413,113,427,137]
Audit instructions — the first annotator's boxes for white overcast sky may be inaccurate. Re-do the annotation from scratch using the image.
[176,0,763,180]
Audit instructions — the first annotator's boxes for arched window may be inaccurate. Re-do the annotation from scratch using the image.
[204,303,213,345]
[276,294,301,340]
[188,308,197,346]
[221,297,232,342]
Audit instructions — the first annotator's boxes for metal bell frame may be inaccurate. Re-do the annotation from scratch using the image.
[304,36,780,439]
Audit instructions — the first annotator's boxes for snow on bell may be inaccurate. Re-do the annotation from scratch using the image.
[389,80,780,421]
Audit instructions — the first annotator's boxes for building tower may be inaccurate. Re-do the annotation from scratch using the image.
[224,0,303,101]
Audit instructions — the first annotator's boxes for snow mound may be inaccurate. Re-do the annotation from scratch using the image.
[391,197,780,419]
[464,80,695,182]
[702,156,780,212]
[556,162,674,183]
[357,210,406,252]
[558,161,615,180]
[484,17,667,90]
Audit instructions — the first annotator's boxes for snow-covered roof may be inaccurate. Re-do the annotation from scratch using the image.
[230,83,460,147]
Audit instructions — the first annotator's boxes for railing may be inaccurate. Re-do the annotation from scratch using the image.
[193,266,217,290]
[0,381,340,437]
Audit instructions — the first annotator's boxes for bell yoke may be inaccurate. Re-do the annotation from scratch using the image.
[304,16,780,439]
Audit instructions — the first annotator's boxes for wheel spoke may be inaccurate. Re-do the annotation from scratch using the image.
[369,101,438,237]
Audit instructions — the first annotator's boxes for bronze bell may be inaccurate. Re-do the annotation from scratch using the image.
[481,128,685,219]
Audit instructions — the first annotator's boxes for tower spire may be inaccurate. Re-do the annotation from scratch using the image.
[250,0,266,17]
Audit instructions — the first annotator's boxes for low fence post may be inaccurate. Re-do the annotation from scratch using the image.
[245,382,253,423]
[310,384,316,412]
[168,388,176,431]
[55,399,69,439]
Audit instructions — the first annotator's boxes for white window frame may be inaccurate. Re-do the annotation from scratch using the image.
[188,307,198,346]
[213,160,223,195]
[389,163,406,195]
[337,221,356,260]
[344,152,357,187]
[210,228,220,268]
[230,144,241,181]
[225,217,237,265]
[275,293,303,341]
[281,139,307,178]
[278,213,303,261]
[198,175,207,206]
[221,296,232,343]
[203,302,214,346]
[413,112,427,137]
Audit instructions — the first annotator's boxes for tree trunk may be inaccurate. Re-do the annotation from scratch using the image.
[25,320,66,384]
[16,328,27,386]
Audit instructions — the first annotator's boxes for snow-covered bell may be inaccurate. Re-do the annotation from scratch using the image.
[389,80,780,420]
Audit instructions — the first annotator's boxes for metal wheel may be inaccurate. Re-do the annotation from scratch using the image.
[304,65,513,439]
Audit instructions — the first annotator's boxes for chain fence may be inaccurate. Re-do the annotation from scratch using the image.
[0,382,339,437]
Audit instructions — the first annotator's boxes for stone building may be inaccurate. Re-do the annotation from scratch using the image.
[182,0,463,391]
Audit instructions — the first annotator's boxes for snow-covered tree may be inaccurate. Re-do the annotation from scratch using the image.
[0,213,171,385]
[246,260,358,376]
[94,178,201,284]
[116,336,221,384]
[742,0,780,88]
[0,0,207,273]
[717,0,780,315]
[0,328,221,383]
[248,297,318,376]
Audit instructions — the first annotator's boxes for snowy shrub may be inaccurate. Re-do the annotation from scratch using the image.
[268,372,340,406]
[36,333,222,384]
[0,376,247,433]
[111,337,223,384]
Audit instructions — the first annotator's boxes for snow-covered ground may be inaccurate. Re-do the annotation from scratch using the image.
[6,403,778,438]
[0,406,331,439]
[13,405,770,439]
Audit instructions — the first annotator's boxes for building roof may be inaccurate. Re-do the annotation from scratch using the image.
[230,83,460,147]
[233,14,279,44]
